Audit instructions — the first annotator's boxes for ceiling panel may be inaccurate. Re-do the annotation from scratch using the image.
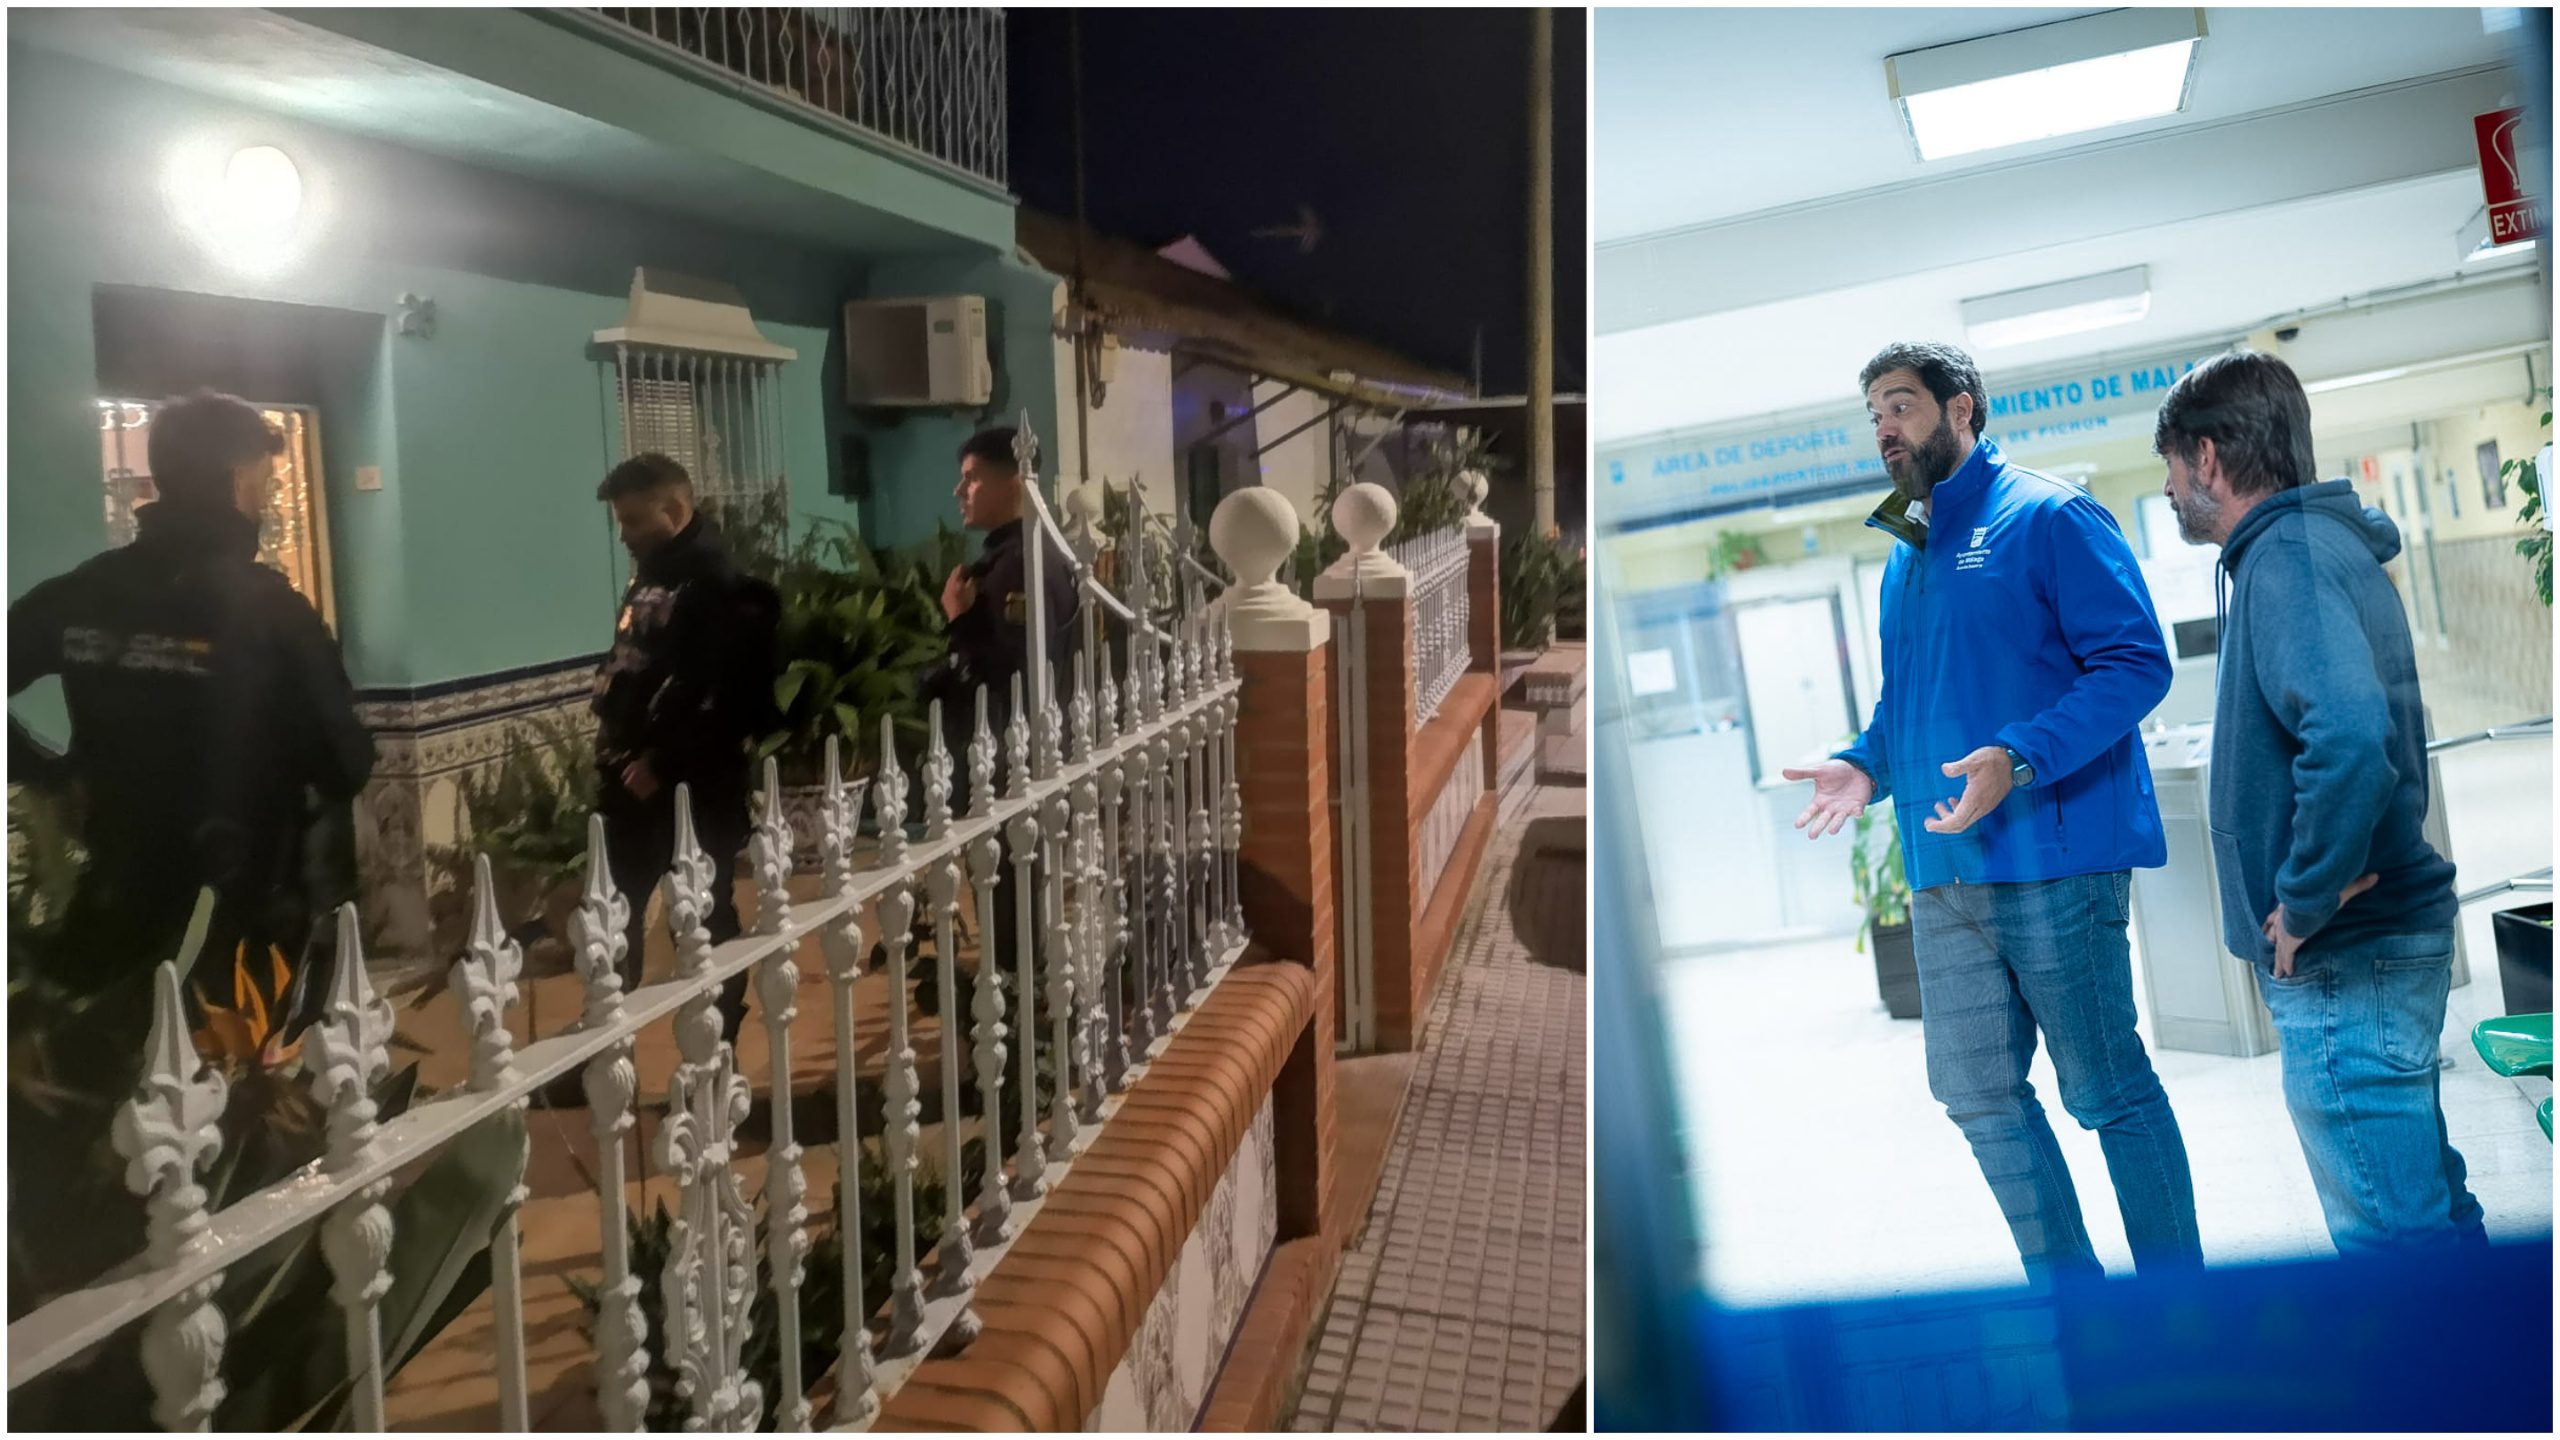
[1597,6,2513,242]
[1594,171,2532,441]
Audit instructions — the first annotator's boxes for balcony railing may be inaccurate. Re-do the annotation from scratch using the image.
[6,426,1242,1431]
[588,7,1009,191]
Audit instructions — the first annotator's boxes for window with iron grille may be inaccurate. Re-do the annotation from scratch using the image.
[609,346,788,514]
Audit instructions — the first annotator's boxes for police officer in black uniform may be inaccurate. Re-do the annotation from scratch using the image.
[590,453,780,1043]
[922,428,1079,994]
[8,390,375,1047]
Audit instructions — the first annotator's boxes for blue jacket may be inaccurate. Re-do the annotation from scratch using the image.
[1838,440,2172,890]
[2208,481,2456,963]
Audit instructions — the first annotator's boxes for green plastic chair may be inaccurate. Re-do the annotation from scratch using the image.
[2471,1013,2553,1080]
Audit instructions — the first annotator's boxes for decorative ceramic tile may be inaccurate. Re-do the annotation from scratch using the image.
[1172,1233,1213,1421]
[1131,1255,1184,1431]
[1254,1097,1278,1261]
[1203,1143,1246,1356]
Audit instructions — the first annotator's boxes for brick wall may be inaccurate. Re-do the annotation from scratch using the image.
[1235,644,1340,1243]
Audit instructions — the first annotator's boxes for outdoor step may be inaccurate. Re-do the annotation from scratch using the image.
[1519,641,1588,713]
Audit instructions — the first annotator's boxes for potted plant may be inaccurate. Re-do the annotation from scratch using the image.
[2493,904,2553,1016]
[429,710,599,971]
[2487,393,2553,1012]
[1705,530,1767,582]
[1851,801,1919,1019]
[2505,388,2552,608]
[748,521,958,869]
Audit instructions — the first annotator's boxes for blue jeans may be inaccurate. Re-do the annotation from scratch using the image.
[1912,871,2203,1282]
[2251,927,2488,1255]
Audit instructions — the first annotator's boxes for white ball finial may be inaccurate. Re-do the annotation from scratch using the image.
[1317,481,1411,602]
[1459,469,1490,516]
[1209,487,1327,653]
[1331,482,1398,556]
[1210,487,1298,589]
[1061,483,1104,535]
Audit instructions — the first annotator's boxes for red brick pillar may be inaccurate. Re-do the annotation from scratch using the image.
[1317,557,1419,1050]
[1216,490,1343,1242]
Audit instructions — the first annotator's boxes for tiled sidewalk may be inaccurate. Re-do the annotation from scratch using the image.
[1289,787,1587,1433]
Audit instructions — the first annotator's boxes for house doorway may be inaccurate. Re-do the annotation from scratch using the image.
[96,397,338,631]
[90,283,386,641]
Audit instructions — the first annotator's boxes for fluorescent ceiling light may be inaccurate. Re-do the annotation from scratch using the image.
[2303,366,2411,396]
[1961,266,2152,350]
[1888,9,2206,162]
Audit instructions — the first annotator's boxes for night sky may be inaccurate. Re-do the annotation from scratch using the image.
[1007,8,1586,397]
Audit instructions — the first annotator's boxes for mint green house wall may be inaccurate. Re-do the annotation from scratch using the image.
[863,253,1066,547]
[8,45,1058,708]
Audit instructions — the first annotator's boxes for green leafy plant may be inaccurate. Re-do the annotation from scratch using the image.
[1848,801,1909,954]
[8,794,520,1427]
[755,521,958,786]
[2506,391,2553,608]
[1704,530,1768,582]
[1098,482,1187,632]
[9,1039,520,1431]
[428,711,599,950]
[574,1137,983,1431]
[1389,425,1505,544]
[7,783,82,941]
[1500,531,1588,651]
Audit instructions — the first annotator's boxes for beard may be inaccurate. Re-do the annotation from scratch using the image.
[2169,485,2224,545]
[1885,413,1967,502]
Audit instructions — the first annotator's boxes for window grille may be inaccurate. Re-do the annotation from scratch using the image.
[608,346,789,512]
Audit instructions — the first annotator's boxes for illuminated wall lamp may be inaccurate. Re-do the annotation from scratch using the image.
[174,143,305,273]
[1960,266,2153,351]
[1888,9,2207,163]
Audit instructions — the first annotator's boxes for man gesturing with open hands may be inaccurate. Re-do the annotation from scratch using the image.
[1780,342,2199,1287]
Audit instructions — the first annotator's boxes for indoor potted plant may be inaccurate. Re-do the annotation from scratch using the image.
[1851,801,1918,1019]
[2491,391,2551,1012]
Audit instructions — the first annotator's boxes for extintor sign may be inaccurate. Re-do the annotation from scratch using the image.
[2476,107,2545,247]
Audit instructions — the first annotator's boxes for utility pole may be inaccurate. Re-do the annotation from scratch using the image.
[1069,9,1094,499]
[1526,7,1556,538]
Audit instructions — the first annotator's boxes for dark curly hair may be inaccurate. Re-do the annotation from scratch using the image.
[1858,342,1988,441]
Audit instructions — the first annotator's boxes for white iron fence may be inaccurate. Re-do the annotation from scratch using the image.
[585,8,1009,191]
[7,428,1246,1431]
[1394,526,1472,727]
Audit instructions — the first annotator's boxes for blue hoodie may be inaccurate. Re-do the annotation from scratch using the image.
[2209,480,2456,964]
[1838,440,2172,891]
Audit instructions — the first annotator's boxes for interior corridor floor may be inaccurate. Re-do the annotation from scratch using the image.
[1286,785,1588,1432]
[1658,742,2554,1307]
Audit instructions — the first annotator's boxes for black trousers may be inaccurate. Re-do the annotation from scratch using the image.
[601,784,750,1042]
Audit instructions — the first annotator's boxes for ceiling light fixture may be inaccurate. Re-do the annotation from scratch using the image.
[1960,266,2153,350]
[1888,9,2207,163]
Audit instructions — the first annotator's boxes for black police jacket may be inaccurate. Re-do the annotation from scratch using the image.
[7,497,375,939]
[926,516,1081,731]
[591,513,779,816]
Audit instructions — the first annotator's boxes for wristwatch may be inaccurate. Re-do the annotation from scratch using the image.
[2005,746,2036,790]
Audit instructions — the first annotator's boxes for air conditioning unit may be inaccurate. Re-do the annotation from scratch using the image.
[843,294,992,407]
